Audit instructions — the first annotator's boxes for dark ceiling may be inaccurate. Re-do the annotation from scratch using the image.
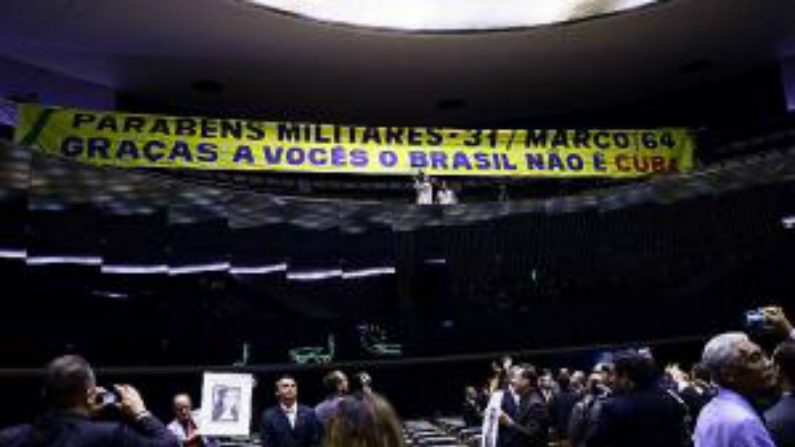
[0,0,794,124]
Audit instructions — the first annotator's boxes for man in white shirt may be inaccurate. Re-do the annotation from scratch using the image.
[167,394,218,447]
[482,365,523,447]
[260,376,323,447]
[436,181,458,205]
[414,171,433,205]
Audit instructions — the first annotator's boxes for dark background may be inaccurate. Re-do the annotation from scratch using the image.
[0,64,794,427]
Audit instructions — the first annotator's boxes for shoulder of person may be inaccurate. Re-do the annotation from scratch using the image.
[599,393,623,405]
[529,393,546,406]
[722,408,767,430]
[297,404,317,415]
[0,424,33,447]
[594,394,630,416]
[83,419,141,442]
[262,406,280,418]
[765,396,795,425]
[724,415,774,442]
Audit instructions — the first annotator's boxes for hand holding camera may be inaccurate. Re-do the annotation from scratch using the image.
[763,306,794,338]
[745,306,793,338]
[89,384,149,420]
[88,386,115,416]
[115,384,148,419]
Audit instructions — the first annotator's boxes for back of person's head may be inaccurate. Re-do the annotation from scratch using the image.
[690,362,712,383]
[500,356,513,369]
[323,370,348,396]
[352,371,372,393]
[774,339,795,386]
[586,373,604,396]
[569,370,586,393]
[557,370,571,392]
[593,361,615,383]
[523,363,539,378]
[517,363,539,390]
[612,349,659,391]
[43,355,95,409]
[325,392,404,447]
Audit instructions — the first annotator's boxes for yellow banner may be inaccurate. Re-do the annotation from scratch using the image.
[14,104,695,177]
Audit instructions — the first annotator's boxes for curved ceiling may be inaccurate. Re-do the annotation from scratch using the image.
[0,0,794,124]
[243,0,657,31]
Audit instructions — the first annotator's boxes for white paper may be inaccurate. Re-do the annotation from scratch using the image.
[481,390,503,447]
[199,373,254,437]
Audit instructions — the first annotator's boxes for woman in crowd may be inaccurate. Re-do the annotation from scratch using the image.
[324,392,404,447]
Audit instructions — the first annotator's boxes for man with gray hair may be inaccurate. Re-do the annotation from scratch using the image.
[694,307,794,447]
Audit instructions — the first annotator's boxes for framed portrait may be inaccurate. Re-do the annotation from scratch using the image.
[199,373,254,436]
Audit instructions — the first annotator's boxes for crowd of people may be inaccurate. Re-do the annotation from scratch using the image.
[1,307,794,447]
[0,364,401,447]
[463,307,795,447]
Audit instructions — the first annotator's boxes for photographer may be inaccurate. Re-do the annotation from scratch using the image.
[0,355,178,447]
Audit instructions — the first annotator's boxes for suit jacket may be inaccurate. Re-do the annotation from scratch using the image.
[568,395,601,447]
[0,410,179,447]
[497,388,521,447]
[549,390,581,440]
[586,388,691,447]
[765,393,795,447]
[260,404,322,447]
[504,391,550,447]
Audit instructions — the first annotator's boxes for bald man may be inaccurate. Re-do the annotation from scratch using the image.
[167,394,218,447]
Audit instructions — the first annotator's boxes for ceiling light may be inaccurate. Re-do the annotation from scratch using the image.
[244,0,658,31]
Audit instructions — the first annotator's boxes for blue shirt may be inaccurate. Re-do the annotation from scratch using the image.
[314,396,342,426]
[694,388,776,447]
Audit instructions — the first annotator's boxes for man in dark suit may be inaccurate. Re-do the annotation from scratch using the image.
[766,339,795,447]
[0,355,178,447]
[260,375,323,447]
[549,370,582,442]
[585,350,691,447]
[496,366,522,447]
[498,364,550,447]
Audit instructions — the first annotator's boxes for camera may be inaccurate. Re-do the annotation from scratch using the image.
[94,389,121,407]
[744,309,768,330]
[90,388,124,420]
